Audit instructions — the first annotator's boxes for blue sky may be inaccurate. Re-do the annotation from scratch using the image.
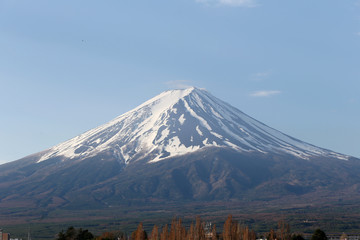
[0,0,359,164]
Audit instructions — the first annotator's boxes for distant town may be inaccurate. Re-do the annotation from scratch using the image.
[2,216,360,240]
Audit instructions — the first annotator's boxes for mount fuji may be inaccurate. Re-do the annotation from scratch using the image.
[0,87,359,220]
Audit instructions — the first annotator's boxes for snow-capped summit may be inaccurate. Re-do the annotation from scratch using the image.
[38,87,348,164]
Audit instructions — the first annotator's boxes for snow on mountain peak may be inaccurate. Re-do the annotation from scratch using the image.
[37,87,349,164]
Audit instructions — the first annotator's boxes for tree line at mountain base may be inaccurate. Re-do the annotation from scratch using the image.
[56,215,328,240]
